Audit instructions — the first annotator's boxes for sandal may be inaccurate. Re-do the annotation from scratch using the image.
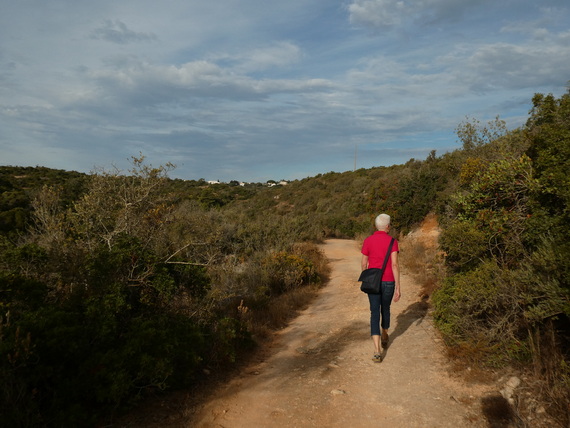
[381,336,389,348]
[372,353,382,363]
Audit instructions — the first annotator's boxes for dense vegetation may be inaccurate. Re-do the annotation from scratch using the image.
[1,88,569,426]
[434,91,570,421]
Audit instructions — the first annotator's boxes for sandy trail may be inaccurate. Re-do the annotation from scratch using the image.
[189,238,489,428]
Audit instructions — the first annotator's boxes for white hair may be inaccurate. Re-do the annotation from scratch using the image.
[375,213,391,230]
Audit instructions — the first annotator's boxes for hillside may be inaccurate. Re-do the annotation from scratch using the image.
[1,89,569,426]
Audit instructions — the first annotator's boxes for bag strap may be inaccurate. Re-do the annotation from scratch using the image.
[379,238,395,277]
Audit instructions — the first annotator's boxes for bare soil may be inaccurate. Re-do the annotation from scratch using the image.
[180,238,495,427]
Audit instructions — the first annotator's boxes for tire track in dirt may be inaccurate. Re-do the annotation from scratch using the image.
[189,238,491,428]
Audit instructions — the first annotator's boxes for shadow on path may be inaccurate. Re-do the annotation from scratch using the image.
[381,298,429,359]
[190,318,369,407]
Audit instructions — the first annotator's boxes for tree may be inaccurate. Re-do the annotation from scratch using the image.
[455,116,508,151]
[71,155,175,251]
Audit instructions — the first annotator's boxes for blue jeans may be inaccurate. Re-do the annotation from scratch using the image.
[368,281,395,336]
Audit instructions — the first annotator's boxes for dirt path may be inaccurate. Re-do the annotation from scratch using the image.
[189,238,491,428]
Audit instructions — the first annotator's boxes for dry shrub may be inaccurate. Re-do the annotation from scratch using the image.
[209,242,329,342]
[525,320,570,426]
[246,285,321,340]
[249,242,328,338]
[291,242,331,284]
[399,231,444,298]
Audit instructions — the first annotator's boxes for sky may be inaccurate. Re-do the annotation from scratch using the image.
[1,0,568,183]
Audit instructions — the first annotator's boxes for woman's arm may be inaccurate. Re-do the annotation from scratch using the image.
[361,254,369,271]
[391,251,401,302]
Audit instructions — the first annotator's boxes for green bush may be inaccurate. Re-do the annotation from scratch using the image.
[434,92,570,424]
[262,251,320,295]
[208,316,254,364]
[433,261,530,366]
[439,220,487,273]
[0,288,207,425]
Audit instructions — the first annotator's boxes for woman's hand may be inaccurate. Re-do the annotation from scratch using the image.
[393,288,401,302]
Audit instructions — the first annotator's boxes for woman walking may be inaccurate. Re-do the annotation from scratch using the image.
[361,213,401,362]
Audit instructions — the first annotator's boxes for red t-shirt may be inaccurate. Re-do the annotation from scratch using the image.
[361,231,399,281]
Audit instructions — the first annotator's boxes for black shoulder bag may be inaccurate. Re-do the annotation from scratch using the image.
[358,237,395,294]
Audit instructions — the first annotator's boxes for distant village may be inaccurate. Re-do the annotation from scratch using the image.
[206,180,289,187]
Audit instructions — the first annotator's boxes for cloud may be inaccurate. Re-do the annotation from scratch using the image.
[348,0,406,29]
[443,39,570,92]
[347,0,491,29]
[81,56,333,110]
[211,42,303,73]
[90,20,158,44]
